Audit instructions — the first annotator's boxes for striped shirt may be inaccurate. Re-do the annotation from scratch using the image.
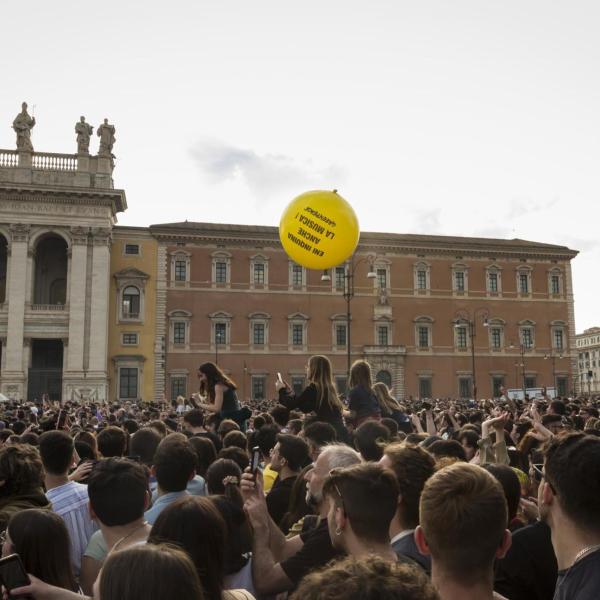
[47,481,96,577]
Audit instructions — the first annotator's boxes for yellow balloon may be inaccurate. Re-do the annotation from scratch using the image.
[279,190,360,270]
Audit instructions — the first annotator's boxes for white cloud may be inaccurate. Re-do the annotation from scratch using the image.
[189,138,346,202]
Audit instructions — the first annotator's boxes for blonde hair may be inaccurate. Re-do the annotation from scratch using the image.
[307,355,343,413]
[372,382,401,416]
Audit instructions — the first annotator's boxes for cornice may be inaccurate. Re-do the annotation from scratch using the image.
[0,185,127,214]
[149,233,576,262]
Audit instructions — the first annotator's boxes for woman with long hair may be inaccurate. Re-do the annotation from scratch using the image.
[12,544,206,600]
[148,496,254,600]
[194,362,249,431]
[372,382,409,429]
[346,360,381,426]
[3,509,77,592]
[276,355,347,442]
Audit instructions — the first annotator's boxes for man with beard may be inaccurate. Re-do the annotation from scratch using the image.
[241,443,361,595]
[322,462,399,561]
[538,432,600,599]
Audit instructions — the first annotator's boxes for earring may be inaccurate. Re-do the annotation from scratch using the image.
[335,527,342,536]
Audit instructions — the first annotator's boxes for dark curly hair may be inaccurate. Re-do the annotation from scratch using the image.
[291,555,439,600]
[0,444,44,498]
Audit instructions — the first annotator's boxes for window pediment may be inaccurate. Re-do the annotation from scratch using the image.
[209,311,233,320]
[168,309,192,318]
[288,312,309,321]
[249,312,271,320]
[414,315,434,323]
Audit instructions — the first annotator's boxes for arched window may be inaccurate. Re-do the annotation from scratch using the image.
[33,235,68,305]
[375,370,392,388]
[122,286,140,319]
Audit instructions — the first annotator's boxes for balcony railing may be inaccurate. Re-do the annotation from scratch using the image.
[0,150,78,171]
[32,152,77,171]
[30,304,66,311]
[0,150,18,167]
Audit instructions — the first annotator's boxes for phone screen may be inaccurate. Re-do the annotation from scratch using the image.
[56,410,67,429]
[250,446,261,474]
[0,554,30,592]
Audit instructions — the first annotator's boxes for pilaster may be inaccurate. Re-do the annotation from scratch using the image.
[565,262,578,394]
[66,226,89,372]
[154,243,168,401]
[88,228,111,374]
[3,224,30,399]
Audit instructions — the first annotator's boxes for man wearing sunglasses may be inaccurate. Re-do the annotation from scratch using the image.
[538,432,600,599]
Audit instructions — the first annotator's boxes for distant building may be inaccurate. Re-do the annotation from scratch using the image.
[150,221,578,402]
[575,327,600,394]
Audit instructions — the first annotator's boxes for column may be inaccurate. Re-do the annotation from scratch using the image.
[66,227,89,373]
[88,229,111,374]
[3,224,30,398]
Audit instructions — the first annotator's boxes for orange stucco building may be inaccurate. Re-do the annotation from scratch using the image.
[149,222,577,402]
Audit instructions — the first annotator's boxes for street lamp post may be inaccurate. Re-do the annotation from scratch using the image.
[322,256,377,383]
[453,308,490,400]
[544,351,564,395]
[509,342,527,398]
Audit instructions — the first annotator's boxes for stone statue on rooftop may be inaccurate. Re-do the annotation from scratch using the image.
[12,102,36,151]
[75,116,93,155]
[97,118,116,157]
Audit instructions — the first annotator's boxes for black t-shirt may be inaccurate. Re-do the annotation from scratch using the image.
[266,475,296,529]
[280,519,341,587]
[553,548,600,600]
[278,384,347,442]
[494,520,557,600]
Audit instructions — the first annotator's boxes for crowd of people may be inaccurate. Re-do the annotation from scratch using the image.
[0,356,598,599]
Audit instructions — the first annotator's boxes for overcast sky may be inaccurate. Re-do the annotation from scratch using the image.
[2,1,599,331]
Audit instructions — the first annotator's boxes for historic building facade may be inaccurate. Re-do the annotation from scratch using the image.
[575,327,600,395]
[0,107,126,401]
[151,222,578,402]
[0,106,579,403]
[107,227,158,403]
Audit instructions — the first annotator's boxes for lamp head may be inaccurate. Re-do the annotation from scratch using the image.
[320,270,331,282]
[366,265,377,279]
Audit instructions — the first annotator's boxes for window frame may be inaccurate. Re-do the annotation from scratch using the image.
[413,261,431,294]
[123,244,140,256]
[248,312,271,350]
[169,250,191,286]
[414,316,433,350]
[288,313,309,350]
[170,375,187,401]
[251,375,266,401]
[119,367,139,400]
[173,321,186,345]
[121,285,141,321]
[289,262,306,290]
[250,254,270,289]
[211,251,232,287]
[121,332,139,346]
